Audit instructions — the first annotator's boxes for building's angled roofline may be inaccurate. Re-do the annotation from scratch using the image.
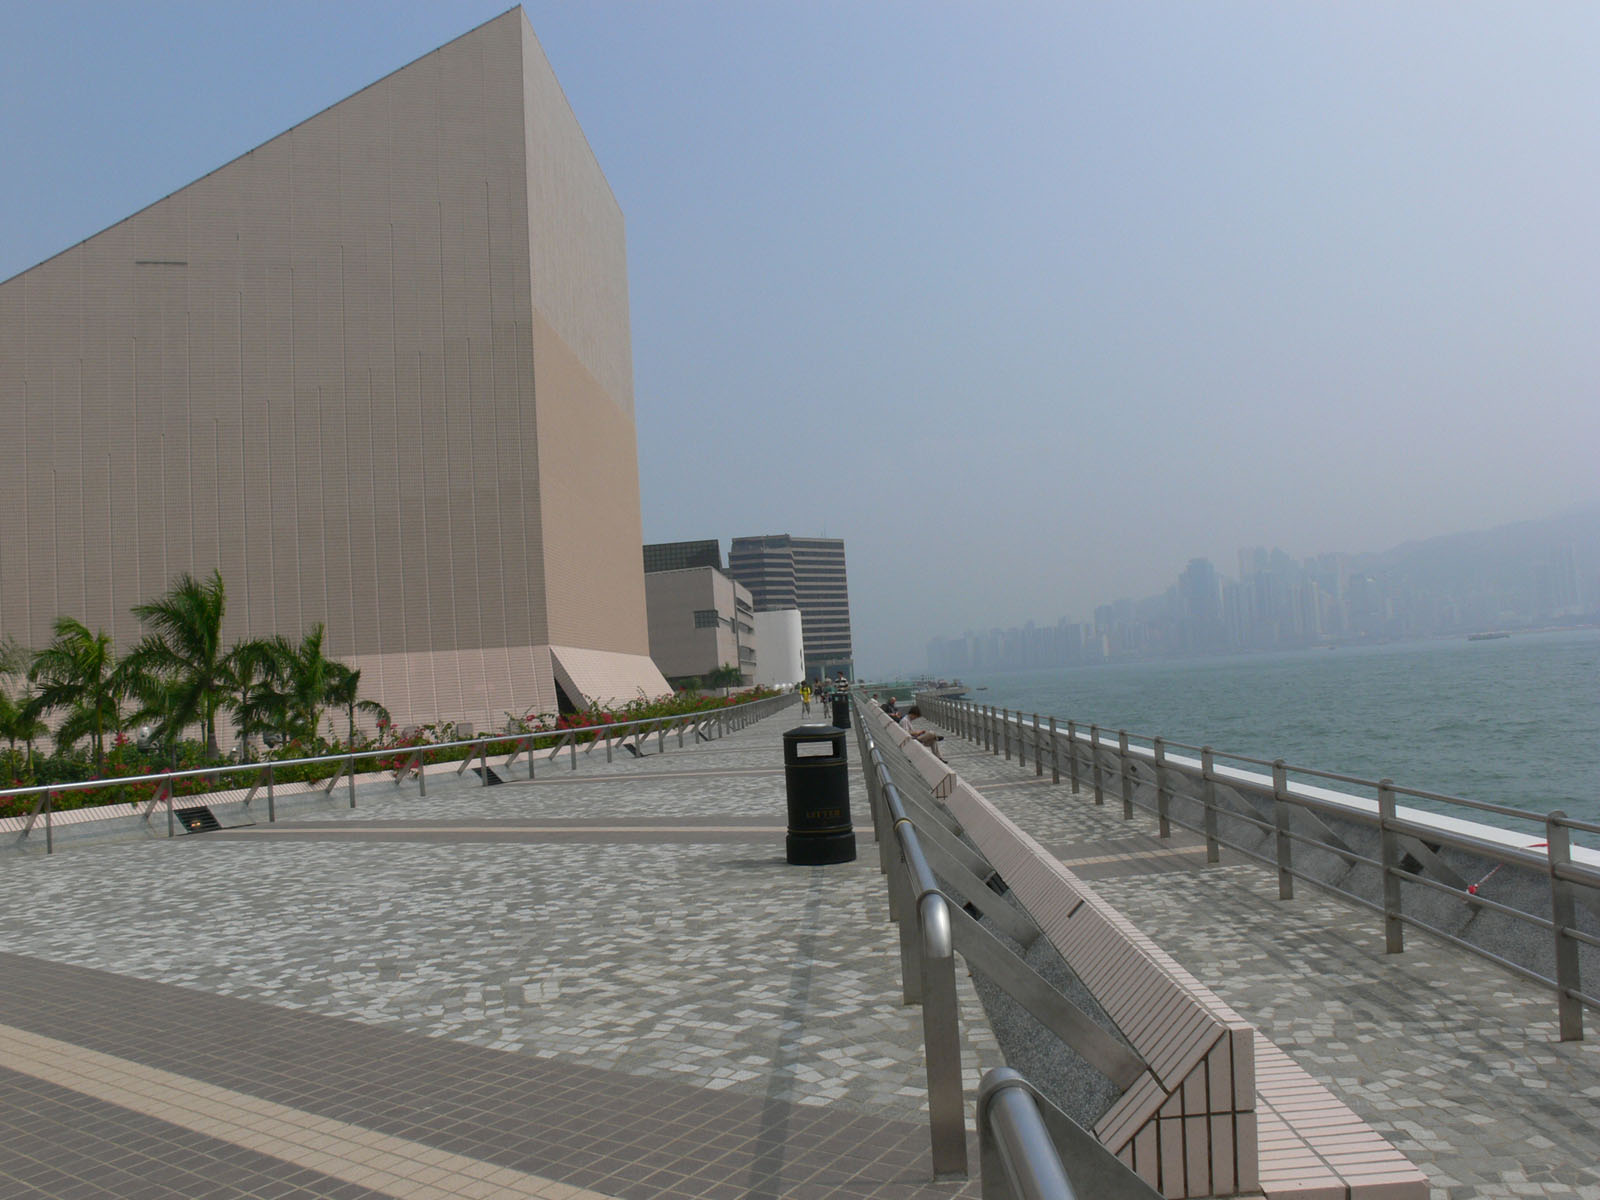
[515,13,622,218]
[2,6,528,290]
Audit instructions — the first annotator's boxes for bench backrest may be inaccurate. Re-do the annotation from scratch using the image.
[937,769,1258,1197]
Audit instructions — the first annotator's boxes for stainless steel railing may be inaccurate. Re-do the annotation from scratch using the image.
[854,697,1164,1198]
[7,691,797,854]
[922,694,1600,1041]
[979,1070,1077,1200]
[858,724,965,1176]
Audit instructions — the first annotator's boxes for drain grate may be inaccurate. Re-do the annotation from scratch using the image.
[469,766,504,786]
[175,805,223,834]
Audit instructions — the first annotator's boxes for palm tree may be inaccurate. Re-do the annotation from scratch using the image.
[227,640,286,761]
[0,690,22,775]
[122,570,231,758]
[324,662,390,745]
[230,624,339,747]
[279,623,336,743]
[29,618,122,769]
[0,637,43,776]
[0,691,48,777]
[14,700,48,775]
[225,627,388,756]
[0,634,29,679]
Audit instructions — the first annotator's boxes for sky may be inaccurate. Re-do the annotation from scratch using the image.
[4,2,1598,677]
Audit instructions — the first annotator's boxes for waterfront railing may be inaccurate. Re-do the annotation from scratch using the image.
[853,701,1161,1195]
[921,695,1600,1041]
[7,691,797,855]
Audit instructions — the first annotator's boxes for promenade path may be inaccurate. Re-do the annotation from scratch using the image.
[4,705,1597,1200]
[0,710,1001,1200]
[924,725,1600,1200]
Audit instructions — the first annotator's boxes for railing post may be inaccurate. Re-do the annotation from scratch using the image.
[1016,711,1025,767]
[920,899,968,1180]
[1153,737,1170,837]
[166,777,174,838]
[1201,747,1219,863]
[1378,779,1403,953]
[479,739,489,787]
[1048,716,1059,785]
[348,754,357,808]
[267,762,276,823]
[1066,720,1079,794]
[990,706,998,754]
[1546,812,1584,1041]
[1002,709,1010,760]
[1273,759,1294,899]
[1118,730,1133,819]
[44,791,53,856]
[892,835,921,1001]
[418,749,427,797]
[1033,714,1042,777]
[1090,724,1103,804]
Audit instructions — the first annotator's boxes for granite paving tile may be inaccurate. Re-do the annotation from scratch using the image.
[0,714,998,1198]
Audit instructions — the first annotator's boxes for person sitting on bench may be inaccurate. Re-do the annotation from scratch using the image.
[899,705,944,760]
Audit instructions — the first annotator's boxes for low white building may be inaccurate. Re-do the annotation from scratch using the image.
[751,610,804,688]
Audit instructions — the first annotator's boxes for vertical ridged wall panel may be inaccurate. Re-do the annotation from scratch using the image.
[0,10,657,729]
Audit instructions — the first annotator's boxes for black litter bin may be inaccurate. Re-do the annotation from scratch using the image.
[782,725,855,865]
[830,694,851,729]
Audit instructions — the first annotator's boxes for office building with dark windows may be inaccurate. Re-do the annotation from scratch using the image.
[642,540,724,575]
[728,535,853,682]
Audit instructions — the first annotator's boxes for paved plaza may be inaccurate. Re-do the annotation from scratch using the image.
[2,703,1598,1199]
[0,712,999,1199]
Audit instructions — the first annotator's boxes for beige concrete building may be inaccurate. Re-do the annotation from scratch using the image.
[644,568,756,686]
[0,10,669,729]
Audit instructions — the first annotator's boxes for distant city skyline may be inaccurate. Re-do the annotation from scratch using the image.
[927,505,1600,675]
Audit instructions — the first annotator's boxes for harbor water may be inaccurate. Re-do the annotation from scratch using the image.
[961,626,1600,826]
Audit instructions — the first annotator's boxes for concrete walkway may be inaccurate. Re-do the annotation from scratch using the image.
[0,711,1000,1199]
[4,704,1596,1199]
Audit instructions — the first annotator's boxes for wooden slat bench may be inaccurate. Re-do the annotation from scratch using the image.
[868,706,1426,1200]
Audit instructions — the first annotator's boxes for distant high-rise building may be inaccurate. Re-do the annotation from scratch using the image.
[728,535,853,681]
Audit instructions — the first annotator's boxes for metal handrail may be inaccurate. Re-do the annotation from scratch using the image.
[979,1070,1076,1200]
[9,691,797,854]
[925,694,1599,1040]
[989,706,1600,833]
[856,700,1160,1195]
[863,730,965,1178]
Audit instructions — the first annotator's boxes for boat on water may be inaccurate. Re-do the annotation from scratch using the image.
[1468,631,1511,641]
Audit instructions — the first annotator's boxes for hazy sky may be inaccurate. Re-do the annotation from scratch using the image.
[5,2,1598,675]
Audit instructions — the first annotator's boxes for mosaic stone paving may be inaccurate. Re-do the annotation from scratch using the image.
[926,722,1600,1200]
[0,718,1001,1124]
